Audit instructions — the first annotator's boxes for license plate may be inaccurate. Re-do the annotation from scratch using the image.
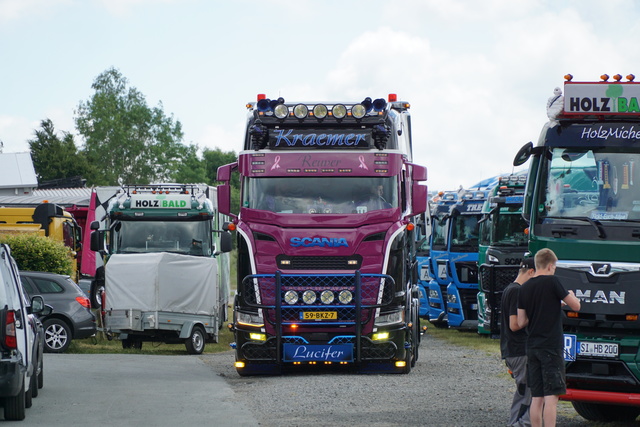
[301,311,337,320]
[283,343,353,362]
[579,341,619,358]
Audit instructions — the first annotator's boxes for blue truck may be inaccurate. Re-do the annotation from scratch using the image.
[426,192,458,327]
[444,190,487,329]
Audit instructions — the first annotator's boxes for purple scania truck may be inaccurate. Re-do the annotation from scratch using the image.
[217,94,428,375]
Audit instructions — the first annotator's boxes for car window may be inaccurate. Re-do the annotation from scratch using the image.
[32,278,64,293]
[20,277,35,295]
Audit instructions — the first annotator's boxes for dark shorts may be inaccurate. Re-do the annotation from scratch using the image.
[526,348,566,397]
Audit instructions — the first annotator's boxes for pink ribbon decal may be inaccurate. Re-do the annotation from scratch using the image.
[358,155,369,170]
[271,156,281,170]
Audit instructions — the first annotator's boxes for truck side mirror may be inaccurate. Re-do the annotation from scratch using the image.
[90,230,104,252]
[219,231,233,253]
[90,220,100,230]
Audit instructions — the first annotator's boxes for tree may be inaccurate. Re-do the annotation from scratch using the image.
[75,67,184,185]
[203,147,240,213]
[171,143,207,184]
[28,119,90,183]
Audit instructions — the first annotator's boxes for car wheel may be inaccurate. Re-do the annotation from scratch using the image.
[30,369,38,398]
[38,357,44,389]
[185,326,206,355]
[4,378,26,420]
[43,318,72,353]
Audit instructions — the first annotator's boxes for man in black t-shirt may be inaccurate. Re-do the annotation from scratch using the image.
[517,248,581,427]
[500,258,535,426]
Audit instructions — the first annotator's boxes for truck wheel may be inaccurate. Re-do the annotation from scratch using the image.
[4,378,26,420]
[572,401,640,422]
[43,318,72,353]
[122,337,143,350]
[185,326,206,355]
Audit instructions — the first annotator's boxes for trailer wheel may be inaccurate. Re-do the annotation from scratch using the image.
[185,326,206,355]
[572,401,640,422]
[122,337,142,350]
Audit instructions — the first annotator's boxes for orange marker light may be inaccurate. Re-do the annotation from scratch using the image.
[226,223,236,231]
[600,74,610,81]
[613,74,623,82]
[627,74,636,82]
[406,223,415,231]
[564,74,573,81]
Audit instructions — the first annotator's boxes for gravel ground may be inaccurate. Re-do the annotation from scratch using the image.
[201,332,604,427]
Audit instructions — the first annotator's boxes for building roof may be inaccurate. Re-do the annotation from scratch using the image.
[0,153,38,189]
[0,187,92,207]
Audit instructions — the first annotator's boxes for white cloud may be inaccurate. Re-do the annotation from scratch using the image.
[0,0,70,23]
[0,116,37,154]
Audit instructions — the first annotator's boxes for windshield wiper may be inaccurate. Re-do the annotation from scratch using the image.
[544,216,606,238]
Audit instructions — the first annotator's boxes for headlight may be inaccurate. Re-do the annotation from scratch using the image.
[332,104,347,119]
[302,290,317,305]
[274,103,289,119]
[375,310,404,327]
[351,104,367,119]
[236,311,264,327]
[429,289,439,299]
[447,294,458,304]
[313,104,328,119]
[320,290,334,304]
[488,254,499,263]
[293,104,308,119]
[338,290,353,304]
[284,290,299,305]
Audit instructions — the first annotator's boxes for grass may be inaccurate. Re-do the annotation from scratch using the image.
[423,321,501,356]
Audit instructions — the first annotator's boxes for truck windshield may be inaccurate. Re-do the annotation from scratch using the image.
[242,176,398,214]
[113,220,212,256]
[540,148,640,221]
[450,215,480,252]
[492,210,528,246]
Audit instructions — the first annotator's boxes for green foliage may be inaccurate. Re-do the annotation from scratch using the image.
[0,234,73,275]
[202,147,240,213]
[172,143,207,184]
[28,119,90,182]
[75,67,185,186]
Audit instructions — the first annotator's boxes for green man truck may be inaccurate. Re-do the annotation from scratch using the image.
[514,74,640,422]
[90,184,232,354]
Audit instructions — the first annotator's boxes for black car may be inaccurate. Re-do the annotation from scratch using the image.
[20,271,96,353]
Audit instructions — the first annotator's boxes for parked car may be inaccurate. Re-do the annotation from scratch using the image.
[19,271,96,353]
[0,244,49,420]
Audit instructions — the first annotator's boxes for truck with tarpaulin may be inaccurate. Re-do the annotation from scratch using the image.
[514,74,640,422]
[217,94,428,375]
[90,184,232,354]
[477,173,528,336]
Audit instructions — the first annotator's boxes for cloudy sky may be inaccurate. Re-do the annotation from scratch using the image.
[1,0,639,190]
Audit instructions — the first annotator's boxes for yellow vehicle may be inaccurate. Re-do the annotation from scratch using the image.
[0,203,82,280]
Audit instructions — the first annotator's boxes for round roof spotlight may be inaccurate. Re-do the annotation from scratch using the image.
[302,290,317,305]
[332,104,347,119]
[284,290,299,305]
[372,98,387,111]
[274,103,289,119]
[338,290,353,304]
[293,104,309,119]
[351,104,367,119]
[313,104,328,119]
[320,290,335,305]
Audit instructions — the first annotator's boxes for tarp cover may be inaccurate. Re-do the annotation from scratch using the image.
[105,252,218,315]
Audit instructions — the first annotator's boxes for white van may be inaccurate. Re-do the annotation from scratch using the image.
[0,244,49,420]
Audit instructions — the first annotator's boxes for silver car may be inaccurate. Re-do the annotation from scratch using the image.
[20,272,96,353]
